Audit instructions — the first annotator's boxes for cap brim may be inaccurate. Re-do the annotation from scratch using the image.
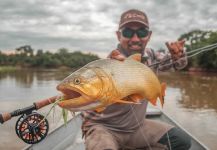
[119,20,149,29]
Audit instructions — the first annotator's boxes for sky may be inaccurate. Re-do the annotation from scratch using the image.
[0,0,216,58]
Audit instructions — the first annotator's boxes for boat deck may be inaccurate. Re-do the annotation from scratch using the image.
[24,109,208,150]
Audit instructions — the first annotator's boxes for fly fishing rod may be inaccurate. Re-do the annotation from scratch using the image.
[0,96,59,144]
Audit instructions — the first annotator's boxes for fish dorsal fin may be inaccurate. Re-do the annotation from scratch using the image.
[127,54,142,62]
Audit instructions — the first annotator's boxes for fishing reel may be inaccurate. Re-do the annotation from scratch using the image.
[15,112,49,144]
[0,96,58,144]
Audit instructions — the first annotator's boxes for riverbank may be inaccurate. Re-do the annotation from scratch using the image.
[0,66,18,72]
[188,67,217,73]
[0,65,74,73]
[1,65,216,75]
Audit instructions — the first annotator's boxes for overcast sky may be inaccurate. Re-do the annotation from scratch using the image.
[0,0,216,58]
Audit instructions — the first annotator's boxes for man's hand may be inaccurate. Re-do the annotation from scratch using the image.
[165,40,185,61]
[109,49,125,61]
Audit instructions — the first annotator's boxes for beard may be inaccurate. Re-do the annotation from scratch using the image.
[128,42,144,54]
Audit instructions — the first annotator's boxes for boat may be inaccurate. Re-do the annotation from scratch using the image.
[23,108,209,150]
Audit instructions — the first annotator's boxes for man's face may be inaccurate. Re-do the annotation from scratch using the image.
[116,22,152,55]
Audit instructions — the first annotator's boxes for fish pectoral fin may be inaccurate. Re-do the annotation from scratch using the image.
[128,94,143,103]
[126,54,141,62]
[94,107,106,113]
[149,99,157,106]
[116,99,141,104]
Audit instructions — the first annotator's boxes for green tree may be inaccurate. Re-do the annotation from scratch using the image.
[1,46,100,68]
[16,45,34,56]
[179,30,217,69]
[0,51,7,65]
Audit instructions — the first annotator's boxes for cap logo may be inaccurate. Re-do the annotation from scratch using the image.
[124,13,145,20]
[119,9,149,29]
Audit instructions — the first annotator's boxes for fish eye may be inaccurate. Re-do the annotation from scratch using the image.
[73,78,81,85]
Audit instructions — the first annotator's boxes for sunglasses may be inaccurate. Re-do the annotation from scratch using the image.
[121,27,150,38]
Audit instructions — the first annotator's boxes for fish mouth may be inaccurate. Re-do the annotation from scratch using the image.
[60,88,82,101]
[57,85,100,110]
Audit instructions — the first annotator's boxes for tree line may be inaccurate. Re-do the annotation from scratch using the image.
[0,30,217,70]
[178,30,217,70]
[0,47,99,68]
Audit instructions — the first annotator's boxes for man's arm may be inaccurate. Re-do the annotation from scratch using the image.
[166,40,188,70]
[153,40,188,71]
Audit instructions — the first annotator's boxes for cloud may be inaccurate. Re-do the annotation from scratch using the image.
[0,0,216,58]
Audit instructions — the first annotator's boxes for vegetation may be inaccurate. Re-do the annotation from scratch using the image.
[178,30,217,70]
[0,46,99,69]
[0,66,17,72]
[1,30,217,71]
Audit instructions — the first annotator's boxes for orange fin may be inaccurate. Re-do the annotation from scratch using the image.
[129,94,143,103]
[149,99,157,106]
[94,107,106,113]
[116,99,141,104]
[127,54,141,62]
[161,82,166,97]
[160,82,167,107]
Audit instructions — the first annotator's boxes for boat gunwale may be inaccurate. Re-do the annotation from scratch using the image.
[23,110,209,150]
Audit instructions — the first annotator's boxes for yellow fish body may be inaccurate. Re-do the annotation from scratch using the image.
[57,54,166,112]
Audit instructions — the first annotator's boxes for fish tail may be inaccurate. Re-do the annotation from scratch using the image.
[161,82,166,96]
[160,82,166,107]
[149,99,157,106]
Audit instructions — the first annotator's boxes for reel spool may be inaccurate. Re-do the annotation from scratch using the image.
[15,114,26,138]
[15,112,49,144]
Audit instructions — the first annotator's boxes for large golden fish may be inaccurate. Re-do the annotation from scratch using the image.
[57,54,166,112]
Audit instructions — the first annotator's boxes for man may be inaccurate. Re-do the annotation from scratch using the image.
[81,9,191,150]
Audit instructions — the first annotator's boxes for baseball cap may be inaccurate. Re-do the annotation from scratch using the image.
[119,9,149,29]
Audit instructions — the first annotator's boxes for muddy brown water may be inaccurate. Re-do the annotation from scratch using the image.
[0,69,216,150]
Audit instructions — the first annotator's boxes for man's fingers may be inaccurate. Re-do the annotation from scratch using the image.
[165,40,186,60]
[179,39,185,46]
[166,40,185,53]
[171,44,180,60]
[165,42,179,54]
[176,40,185,51]
[110,50,125,61]
[165,42,171,50]
[112,55,125,61]
[172,43,180,53]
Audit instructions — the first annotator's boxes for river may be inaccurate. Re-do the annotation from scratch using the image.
[0,69,216,150]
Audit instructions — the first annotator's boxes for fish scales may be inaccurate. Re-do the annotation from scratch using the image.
[57,54,166,112]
